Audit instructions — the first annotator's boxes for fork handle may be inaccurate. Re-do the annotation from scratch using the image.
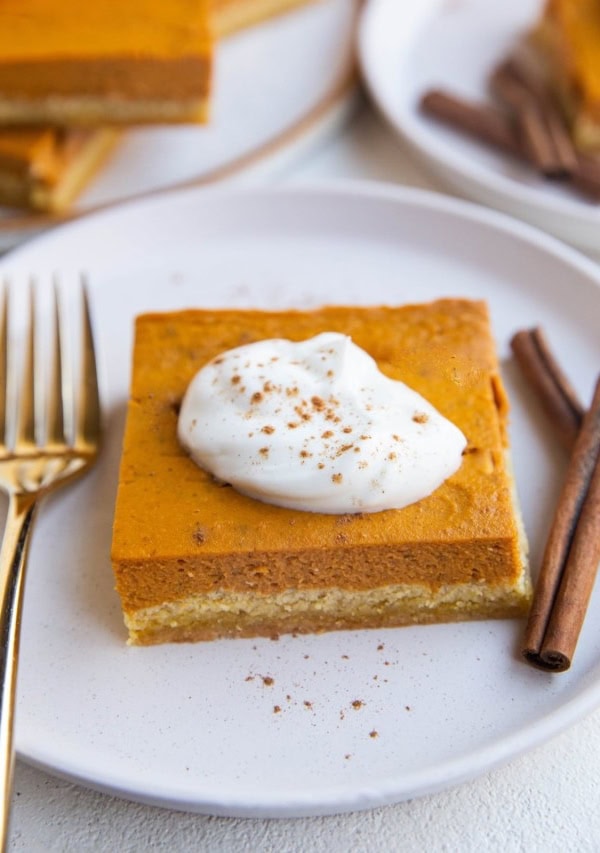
[0,494,37,852]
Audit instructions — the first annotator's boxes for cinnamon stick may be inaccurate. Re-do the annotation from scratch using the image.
[520,105,569,176]
[489,65,549,172]
[546,112,579,175]
[420,69,600,199]
[419,90,521,156]
[539,452,600,670]
[573,155,600,200]
[522,376,600,672]
[490,61,577,177]
[510,328,584,451]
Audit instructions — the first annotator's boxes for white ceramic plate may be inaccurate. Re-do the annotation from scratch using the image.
[0,0,358,245]
[2,184,600,818]
[358,0,600,253]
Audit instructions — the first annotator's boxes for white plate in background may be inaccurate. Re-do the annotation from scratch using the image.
[359,0,600,252]
[2,184,600,817]
[0,0,359,246]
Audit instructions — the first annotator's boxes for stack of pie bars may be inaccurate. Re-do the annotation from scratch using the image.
[0,0,313,213]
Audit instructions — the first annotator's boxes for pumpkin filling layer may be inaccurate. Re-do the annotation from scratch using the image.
[111,301,531,645]
[0,0,213,125]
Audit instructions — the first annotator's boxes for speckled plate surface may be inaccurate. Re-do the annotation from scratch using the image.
[3,184,600,817]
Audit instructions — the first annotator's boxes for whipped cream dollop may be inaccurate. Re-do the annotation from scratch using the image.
[178,333,466,514]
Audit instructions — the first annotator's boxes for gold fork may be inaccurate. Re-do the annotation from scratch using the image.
[0,278,101,850]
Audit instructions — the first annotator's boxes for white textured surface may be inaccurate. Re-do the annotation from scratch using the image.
[10,710,600,851]
[8,104,600,850]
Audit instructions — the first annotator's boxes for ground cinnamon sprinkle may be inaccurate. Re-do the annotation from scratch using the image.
[369,730,379,739]
[192,525,206,544]
[351,700,363,710]
[413,412,429,424]
[251,391,263,404]
[262,676,274,686]
[261,425,275,434]
[332,473,343,484]
[295,408,311,422]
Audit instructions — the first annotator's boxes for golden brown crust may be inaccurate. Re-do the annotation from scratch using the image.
[0,127,118,210]
[0,95,210,127]
[127,580,532,645]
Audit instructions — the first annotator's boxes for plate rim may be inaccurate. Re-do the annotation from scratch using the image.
[5,180,600,817]
[5,178,600,282]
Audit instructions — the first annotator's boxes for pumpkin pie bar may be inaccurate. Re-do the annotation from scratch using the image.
[111,301,531,645]
[0,126,118,211]
[0,0,213,126]
[529,0,600,150]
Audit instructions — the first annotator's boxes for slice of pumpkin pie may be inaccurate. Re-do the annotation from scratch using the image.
[111,300,530,645]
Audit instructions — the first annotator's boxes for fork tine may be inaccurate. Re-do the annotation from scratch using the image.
[75,277,101,451]
[15,282,36,451]
[0,273,102,850]
[46,281,66,448]
[0,285,8,450]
